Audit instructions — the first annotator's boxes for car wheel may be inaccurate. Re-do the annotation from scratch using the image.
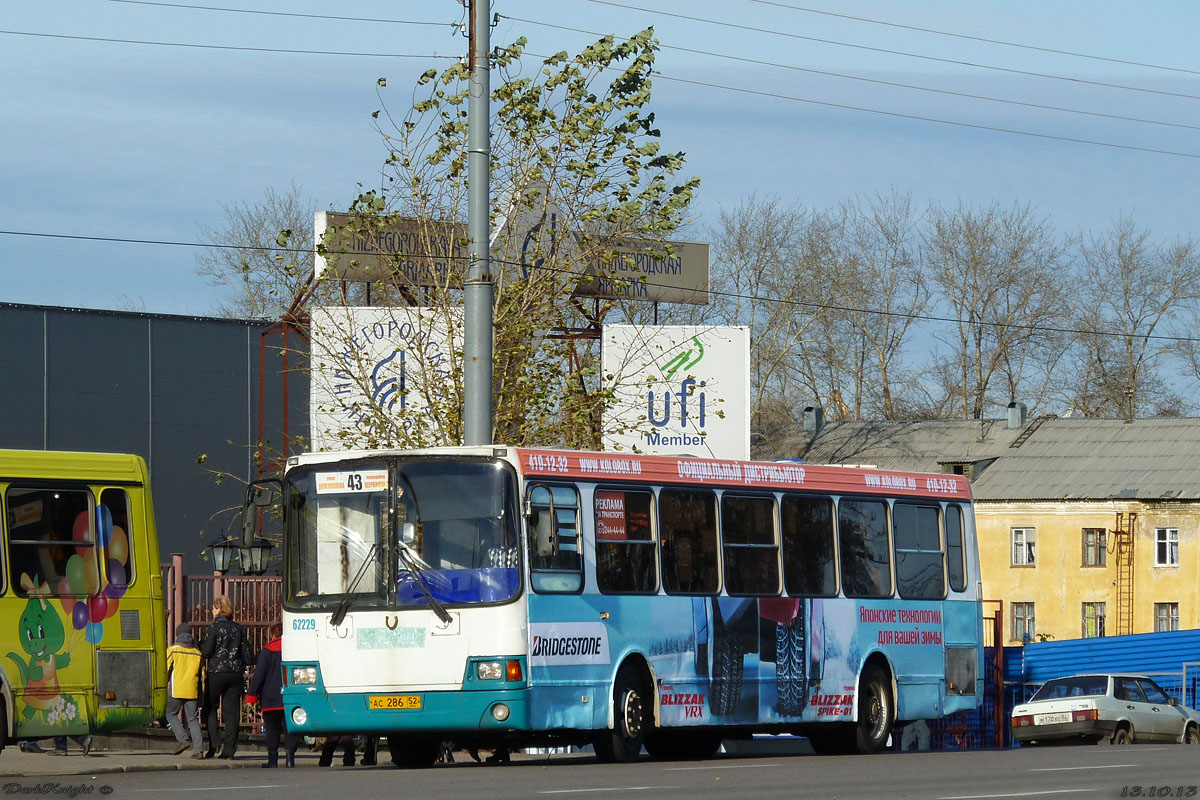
[1110,726,1133,745]
[1185,724,1199,745]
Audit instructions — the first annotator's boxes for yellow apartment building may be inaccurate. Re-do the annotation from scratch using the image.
[976,501,1198,643]
[774,406,1200,644]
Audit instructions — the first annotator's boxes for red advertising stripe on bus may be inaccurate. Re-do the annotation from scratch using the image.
[514,448,970,499]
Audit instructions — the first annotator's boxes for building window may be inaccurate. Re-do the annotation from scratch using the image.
[1012,528,1036,566]
[1082,602,1106,638]
[1082,528,1106,567]
[1155,528,1179,566]
[1012,602,1035,642]
[1155,602,1179,632]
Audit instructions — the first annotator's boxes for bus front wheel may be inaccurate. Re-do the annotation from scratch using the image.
[594,664,647,763]
[854,664,894,755]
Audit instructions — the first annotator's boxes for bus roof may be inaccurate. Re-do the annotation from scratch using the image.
[285,446,970,501]
[516,448,971,500]
[0,449,149,485]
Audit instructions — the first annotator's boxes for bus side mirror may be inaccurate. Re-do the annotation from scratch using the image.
[241,479,280,546]
[400,522,417,545]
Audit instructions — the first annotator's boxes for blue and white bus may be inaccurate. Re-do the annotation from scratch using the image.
[262,446,982,765]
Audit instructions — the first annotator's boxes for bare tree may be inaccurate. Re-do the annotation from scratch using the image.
[829,192,929,419]
[195,183,318,319]
[694,195,841,445]
[924,201,1066,419]
[1064,217,1200,418]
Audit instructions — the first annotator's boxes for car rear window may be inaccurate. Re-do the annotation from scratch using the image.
[1030,675,1108,701]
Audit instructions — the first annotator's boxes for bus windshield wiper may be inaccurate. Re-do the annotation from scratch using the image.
[397,539,453,625]
[330,543,378,628]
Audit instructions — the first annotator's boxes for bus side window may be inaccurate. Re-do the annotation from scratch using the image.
[527,484,583,593]
[5,486,95,596]
[838,498,892,599]
[659,489,718,595]
[893,502,944,600]
[945,504,966,592]
[100,488,134,589]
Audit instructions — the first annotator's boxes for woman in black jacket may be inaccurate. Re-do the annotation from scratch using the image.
[200,595,254,759]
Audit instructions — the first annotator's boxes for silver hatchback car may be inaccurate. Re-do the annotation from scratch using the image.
[1012,673,1200,745]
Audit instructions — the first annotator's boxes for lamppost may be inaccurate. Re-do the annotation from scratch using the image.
[208,536,238,598]
[207,535,273,596]
[238,538,273,576]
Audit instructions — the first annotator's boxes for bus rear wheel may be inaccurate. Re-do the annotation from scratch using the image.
[386,735,440,768]
[594,664,647,763]
[853,664,893,755]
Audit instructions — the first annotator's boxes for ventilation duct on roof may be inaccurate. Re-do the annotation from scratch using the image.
[804,405,825,433]
[1007,401,1028,429]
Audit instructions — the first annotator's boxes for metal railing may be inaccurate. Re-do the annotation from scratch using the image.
[163,556,283,734]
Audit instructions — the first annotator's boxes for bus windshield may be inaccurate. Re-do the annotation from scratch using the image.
[286,458,521,611]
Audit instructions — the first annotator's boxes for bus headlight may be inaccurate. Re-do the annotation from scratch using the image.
[491,704,510,722]
[291,707,307,727]
[476,661,504,681]
[291,666,318,685]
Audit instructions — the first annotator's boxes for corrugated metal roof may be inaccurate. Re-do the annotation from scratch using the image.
[766,417,1200,501]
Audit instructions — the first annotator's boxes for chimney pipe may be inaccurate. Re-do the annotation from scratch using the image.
[804,405,825,433]
[1007,401,1028,429]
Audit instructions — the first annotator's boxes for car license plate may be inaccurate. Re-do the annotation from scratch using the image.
[1034,712,1071,725]
[368,694,422,710]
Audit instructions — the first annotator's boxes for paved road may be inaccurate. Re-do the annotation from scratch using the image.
[4,743,1194,800]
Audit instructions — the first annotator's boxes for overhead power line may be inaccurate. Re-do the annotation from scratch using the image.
[506,15,1200,133]
[749,0,1200,78]
[514,47,1200,160]
[0,29,455,59]
[580,0,1200,102]
[2,227,1197,344]
[105,0,457,30]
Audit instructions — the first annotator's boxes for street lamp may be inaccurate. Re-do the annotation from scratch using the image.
[209,536,239,574]
[239,537,273,576]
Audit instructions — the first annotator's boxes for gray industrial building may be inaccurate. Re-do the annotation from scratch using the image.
[0,302,306,574]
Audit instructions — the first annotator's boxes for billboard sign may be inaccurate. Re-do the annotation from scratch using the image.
[574,239,709,304]
[602,325,750,460]
[309,306,461,451]
[314,211,467,286]
[314,210,708,304]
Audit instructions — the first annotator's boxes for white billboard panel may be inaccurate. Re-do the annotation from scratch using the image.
[602,325,750,460]
[309,306,461,451]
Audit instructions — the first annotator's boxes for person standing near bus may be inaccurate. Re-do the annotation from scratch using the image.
[246,623,298,768]
[166,623,204,758]
[200,595,254,759]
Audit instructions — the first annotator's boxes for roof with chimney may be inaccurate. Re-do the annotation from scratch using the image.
[755,409,1200,502]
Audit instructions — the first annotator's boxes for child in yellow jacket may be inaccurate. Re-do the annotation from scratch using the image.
[166,623,204,757]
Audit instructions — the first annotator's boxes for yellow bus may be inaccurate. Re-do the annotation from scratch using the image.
[0,450,167,751]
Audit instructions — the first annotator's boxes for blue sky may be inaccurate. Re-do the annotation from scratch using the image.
[4,0,1200,316]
